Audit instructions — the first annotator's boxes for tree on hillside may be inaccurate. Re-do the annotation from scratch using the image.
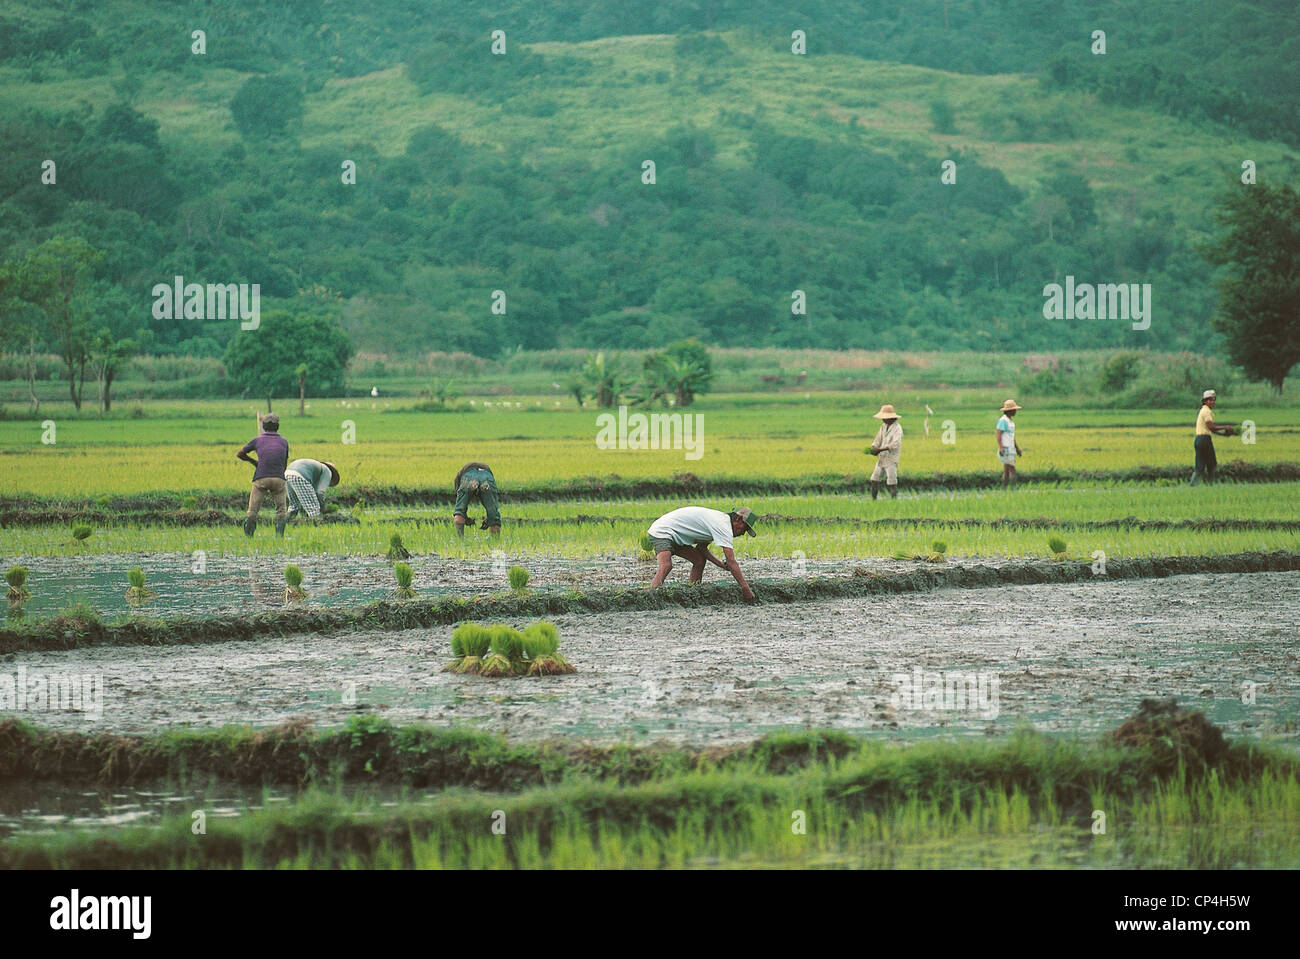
[230,75,304,140]
[0,263,45,412]
[7,236,103,411]
[223,312,354,411]
[1205,183,1300,392]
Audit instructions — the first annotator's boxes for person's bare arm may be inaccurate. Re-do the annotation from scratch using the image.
[237,448,256,466]
[721,547,755,602]
[701,546,729,569]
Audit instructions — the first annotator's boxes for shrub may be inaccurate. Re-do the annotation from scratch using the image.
[508,565,530,590]
[1099,352,1143,393]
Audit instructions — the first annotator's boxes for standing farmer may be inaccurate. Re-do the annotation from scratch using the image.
[453,461,501,537]
[285,458,340,521]
[995,400,1023,488]
[867,403,903,499]
[236,412,289,537]
[1192,389,1235,485]
[646,505,757,602]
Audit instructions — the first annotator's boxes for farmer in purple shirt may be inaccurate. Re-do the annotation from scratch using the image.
[236,412,289,537]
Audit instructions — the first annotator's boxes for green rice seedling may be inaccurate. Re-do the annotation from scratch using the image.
[1047,535,1068,559]
[6,566,31,602]
[72,525,92,544]
[444,622,492,674]
[284,564,306,601]
[508,565,530,591]
[124,567,156,601]
[523,620,575,675]
[393,562,416,598]
[637,533,655,562]
[182,495,198,509]
[931,540,947,555]
[480,624,526,677]
[387,532,410,560]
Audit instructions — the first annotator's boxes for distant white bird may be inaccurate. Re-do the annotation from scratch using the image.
[370,386,378,397]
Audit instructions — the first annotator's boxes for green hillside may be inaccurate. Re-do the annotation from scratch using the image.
[1,1,1297,360]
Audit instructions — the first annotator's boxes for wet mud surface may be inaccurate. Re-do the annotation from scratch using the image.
[6,571,1297,746]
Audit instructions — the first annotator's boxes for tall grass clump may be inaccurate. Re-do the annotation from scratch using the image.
[71,525,92,544]
[522,620,575,675]
[443,621,493,674]
[508,565,530,591]
[480,624,526,677]
[6,566,30,601]
[284,564,306,601]
[387,532,410,560]
[124,567,155,601]
[393,562,415,598]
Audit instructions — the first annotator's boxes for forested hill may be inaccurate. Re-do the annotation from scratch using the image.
[2,0,1297,359]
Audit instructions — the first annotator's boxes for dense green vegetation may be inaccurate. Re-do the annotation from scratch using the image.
[4,711,1298,869]
[2,1,1298,370]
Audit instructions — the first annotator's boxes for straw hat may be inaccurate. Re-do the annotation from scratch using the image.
[999,399,1023,412]
[872,404,901,419]
[323,461,340,487]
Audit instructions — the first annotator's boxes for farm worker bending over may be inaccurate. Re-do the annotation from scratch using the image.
[1192,389,1235,486]
[646,506,757,602]
[995,399,1023,488]
[454,461,501,538]
[285,458,340,520]
[236,412,289,537]
[867,404,903,500]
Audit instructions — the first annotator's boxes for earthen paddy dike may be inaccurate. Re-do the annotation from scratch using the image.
[7,571,1297,745]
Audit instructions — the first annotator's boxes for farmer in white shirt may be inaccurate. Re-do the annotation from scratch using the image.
[867,403,903,500]
[995,399,1023,488]
[647,506,757,602]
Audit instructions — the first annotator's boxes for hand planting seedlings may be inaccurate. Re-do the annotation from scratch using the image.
[393,561,416,598]
[1048,536,1068,559]
[5,566,31,602]
[508,565,530,591]
[125,567,156,601]
[479,624,526,677]
[284,564,307,601]
[522,620,575,675]
[387,532,411,560]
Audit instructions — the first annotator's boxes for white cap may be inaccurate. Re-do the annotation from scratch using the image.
[1202,389,1216,399]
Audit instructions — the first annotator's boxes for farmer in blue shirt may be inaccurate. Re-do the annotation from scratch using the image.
[236,413,289,536]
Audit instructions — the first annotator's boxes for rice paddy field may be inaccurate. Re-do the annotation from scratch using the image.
[2,394,1299,870]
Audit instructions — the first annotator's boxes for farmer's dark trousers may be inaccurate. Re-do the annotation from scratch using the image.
[1192,435,1216,485]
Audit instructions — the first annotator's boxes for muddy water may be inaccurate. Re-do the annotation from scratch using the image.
[4,571,1297,746]
[3,553,895,619]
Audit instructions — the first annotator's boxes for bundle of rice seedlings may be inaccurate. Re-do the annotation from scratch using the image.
[522,620,575,675]
[6,566,30,602]
[124,567,156,601]
[72,525,92,544]
[393,562,416,598]
[387,532,411,560]
[479,624,526,677]
[924,539,948,563]
[508,565,530,591]
[284,564,306,600]
[1047,535,1068,559]
[637,533,655,562]
[443,622,492,673]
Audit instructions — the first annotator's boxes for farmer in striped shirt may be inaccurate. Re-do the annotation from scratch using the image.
[285,459,340,520]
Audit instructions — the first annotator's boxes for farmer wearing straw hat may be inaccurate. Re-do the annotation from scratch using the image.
[867,404,903,499]
[995,400,1023,488]
[647,506,757,602]
[1192,389,1236,486]
[285,458,340,521]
